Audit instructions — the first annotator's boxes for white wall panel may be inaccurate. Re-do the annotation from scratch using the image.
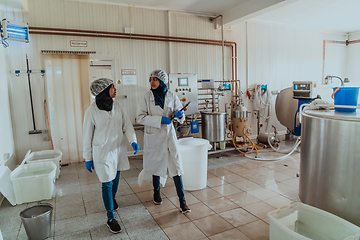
[347,33,360,89]
[0,26,15,165]
[2,0,350,163]
[228,21,347,133]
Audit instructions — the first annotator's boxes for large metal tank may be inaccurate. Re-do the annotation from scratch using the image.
[201,111,225,142]
[299,109,360,226]
[275,87,298,130]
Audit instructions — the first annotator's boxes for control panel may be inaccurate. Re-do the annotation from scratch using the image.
[169,73,198,115]
[293,81,317,99]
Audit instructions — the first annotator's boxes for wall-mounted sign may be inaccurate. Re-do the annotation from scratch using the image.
[121,69,136,85]
[70,40,87,47]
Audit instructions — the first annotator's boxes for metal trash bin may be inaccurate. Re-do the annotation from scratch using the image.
[20,204,53,240]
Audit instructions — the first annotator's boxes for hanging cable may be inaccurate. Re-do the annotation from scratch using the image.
[1,23,9,48]
[1,36,9,48]
[253,84,271,130]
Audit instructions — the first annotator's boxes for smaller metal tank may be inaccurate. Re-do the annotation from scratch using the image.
[232,104,252,141]
[201,111,225,142]
[233,104,248,119]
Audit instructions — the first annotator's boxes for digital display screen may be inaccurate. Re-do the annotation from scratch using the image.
[294,84,310,90]
[178,78,188,86]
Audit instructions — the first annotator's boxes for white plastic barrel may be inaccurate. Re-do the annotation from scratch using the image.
[178,137,212,191]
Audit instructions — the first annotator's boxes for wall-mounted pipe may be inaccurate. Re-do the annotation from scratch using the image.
[221,15,225,82]
[322,39,347,84]
[29,27,237,83]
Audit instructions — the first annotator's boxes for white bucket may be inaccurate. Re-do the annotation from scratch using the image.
[178,137,212,191]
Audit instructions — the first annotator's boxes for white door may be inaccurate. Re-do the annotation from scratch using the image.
[44,54,91,164]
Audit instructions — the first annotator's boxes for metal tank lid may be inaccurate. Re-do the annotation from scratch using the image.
[200,111,225,115]
[303,109,360,122]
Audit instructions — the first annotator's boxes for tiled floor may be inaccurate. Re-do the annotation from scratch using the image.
[0,149,301,239]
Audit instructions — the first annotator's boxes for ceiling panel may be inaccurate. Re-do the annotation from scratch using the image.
[250,0,360,33]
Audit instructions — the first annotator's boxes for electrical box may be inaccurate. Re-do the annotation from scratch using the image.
[169,73,198,115]
[1,19,29,43]
[201,79,215,89]
[293,81,317,100]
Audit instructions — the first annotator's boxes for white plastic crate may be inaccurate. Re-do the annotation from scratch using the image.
[10,161,56,205]
[268,202,360,240]
[24,149,62,179]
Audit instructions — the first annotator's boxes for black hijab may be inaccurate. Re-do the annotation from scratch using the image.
[95,84,113,111]
[151,79,168,109]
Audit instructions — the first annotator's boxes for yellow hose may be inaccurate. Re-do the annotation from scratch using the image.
[246,136,259,157]
[230,124,254,154]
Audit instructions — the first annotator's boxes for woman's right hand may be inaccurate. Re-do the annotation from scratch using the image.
[161,116,171,125]
[85,160,94,173]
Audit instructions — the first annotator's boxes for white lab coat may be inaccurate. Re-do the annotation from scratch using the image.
[83,101,137,182]
[136,90,185,179]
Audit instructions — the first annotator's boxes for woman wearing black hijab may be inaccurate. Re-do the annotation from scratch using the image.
[136,70,191,213]
[83,78,139,233]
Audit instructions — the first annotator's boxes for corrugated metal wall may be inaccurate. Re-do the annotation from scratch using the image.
[1,0,351,163]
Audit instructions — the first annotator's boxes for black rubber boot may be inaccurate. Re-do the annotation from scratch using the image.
[180,200,191,213]
[113,199,119,210]
[153,190,162,205]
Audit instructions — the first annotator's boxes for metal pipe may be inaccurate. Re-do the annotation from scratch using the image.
[29,27,238,88]
[26,55,42,134]
[29,27,235,45]
[245,21,248,91]
[26,55,36,131]
[322,40,346,84]
[212,90,216,112]
[30,30,233,46]
[29,27,238,119]
[221,15,225,83]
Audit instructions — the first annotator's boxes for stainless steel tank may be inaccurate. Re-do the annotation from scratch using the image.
[201,111,225,142]
[299,109,360,226]
[275,87,298,130]
[233,104,248,119]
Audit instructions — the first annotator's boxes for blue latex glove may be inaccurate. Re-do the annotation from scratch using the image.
[161,116,171,125]
[131,142,139,155]
[85,161,94,173]
[175,110,184,118]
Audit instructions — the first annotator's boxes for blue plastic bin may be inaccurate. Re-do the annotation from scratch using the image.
[332,87,359,112]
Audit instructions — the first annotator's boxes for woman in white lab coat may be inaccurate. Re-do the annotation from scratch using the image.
[136,70,191,213]
[83,78,139,234]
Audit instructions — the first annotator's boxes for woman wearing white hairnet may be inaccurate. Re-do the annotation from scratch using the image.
[136,70,191,213]
[83,78,139,234]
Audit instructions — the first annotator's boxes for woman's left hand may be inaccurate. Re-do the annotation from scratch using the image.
[131,142,140,155]
[175,110,184,118]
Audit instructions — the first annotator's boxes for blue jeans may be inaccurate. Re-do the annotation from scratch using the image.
[102,171,120,220]
[153,175,185,201]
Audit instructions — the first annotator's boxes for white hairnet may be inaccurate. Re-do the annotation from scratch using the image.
[90,78,113,96]
[150,70,168,84]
